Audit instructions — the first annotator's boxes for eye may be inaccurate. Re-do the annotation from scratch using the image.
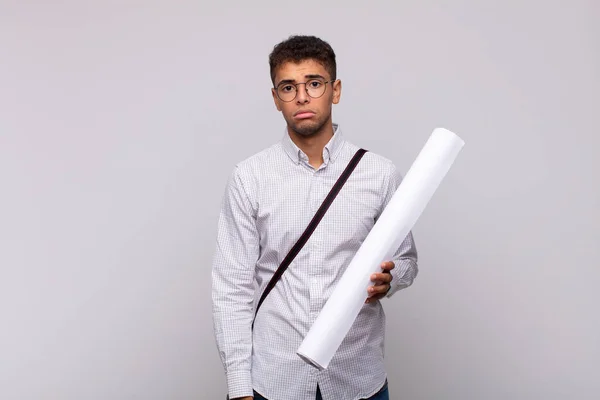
[280,85,295,92]
[308,80,323,88]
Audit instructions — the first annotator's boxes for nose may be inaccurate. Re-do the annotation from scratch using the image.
[295,83,310,104]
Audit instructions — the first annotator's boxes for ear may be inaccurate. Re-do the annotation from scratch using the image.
[271,88,282,111]
[332,79,342,105]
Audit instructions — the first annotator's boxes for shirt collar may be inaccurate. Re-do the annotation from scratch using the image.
[282,123,345,165]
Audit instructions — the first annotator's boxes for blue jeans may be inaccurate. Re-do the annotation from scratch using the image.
[253,381,389,400]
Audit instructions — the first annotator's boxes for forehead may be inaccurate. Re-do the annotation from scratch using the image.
[274,59,329,83]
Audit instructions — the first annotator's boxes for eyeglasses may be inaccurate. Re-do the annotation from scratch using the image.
[274,79,335,102]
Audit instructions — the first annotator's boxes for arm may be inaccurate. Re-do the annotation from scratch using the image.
[367,162,419,300]
[386,231,418,297]
[212,167,259,399]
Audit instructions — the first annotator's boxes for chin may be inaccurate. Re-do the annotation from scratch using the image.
[291,119,327,137]
[295,127,320,137]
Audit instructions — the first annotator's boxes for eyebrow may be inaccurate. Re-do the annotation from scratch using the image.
[276,74,328,86]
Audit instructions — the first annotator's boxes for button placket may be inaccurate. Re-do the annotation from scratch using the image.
[308,168,320,315]
[309,170,329,316]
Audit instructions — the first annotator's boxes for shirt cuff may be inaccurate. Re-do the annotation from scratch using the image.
[227,369,253,399]
[386,258,418,297]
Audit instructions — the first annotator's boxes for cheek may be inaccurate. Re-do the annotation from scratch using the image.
[280,103,295,117]
[314,97,333,113]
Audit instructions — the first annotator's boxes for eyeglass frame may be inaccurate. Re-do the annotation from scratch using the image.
[273,78,337,102]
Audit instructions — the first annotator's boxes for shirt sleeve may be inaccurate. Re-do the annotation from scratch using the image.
[380,162,419,297]
[211,166,259,398]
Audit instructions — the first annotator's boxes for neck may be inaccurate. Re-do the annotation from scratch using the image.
[288,122,334,169]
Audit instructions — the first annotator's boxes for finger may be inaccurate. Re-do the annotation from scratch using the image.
[371,293,387,301]
[365,293,385,303]
[370,273,392,284]
[380,261,395,271]
[368,284,390,296]
[365,287,390,303]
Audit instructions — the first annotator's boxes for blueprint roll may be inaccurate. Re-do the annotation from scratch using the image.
[296,127,465,370]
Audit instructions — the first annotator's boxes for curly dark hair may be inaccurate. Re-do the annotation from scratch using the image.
[268,35,337,86]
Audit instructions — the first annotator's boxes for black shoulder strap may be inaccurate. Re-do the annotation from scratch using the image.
[252,148,368,328]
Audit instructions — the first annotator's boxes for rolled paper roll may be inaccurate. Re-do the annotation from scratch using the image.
[296,127,466,370]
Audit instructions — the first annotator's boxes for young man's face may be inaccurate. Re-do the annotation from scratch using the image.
[271,59,341,138]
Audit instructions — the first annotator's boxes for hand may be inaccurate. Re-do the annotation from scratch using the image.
[366,261,394,303]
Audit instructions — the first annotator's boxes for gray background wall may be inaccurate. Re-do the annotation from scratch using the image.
[1,1,598,399]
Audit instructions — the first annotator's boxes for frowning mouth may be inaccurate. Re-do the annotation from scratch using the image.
[293,110,316,119]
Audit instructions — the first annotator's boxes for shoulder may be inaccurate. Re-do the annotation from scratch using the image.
[344,140,401,181]
[230,142,282,180]
[224,142,283,207]
[365,150,398,174]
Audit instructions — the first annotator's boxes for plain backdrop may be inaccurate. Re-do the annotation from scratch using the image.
[1,1,599,399]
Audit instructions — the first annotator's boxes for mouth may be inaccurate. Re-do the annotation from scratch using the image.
[293,110,316,119]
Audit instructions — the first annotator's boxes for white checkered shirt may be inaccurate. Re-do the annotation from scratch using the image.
[211,124,418,400]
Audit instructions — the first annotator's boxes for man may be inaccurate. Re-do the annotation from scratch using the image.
[211,35,418,400]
